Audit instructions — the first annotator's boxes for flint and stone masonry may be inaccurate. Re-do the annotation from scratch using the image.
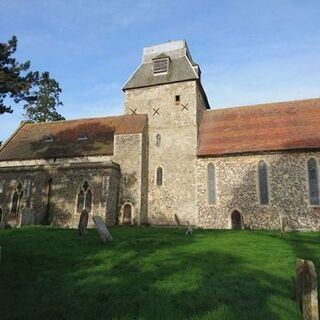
[0,40,319,230]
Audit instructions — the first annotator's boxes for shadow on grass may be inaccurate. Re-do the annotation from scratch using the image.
[0,227,303,320]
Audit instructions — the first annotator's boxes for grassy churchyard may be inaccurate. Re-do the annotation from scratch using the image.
[0,226,319,320]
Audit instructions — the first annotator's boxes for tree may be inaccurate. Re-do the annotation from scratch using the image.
[0,36,39,114]
[24,71,64,122]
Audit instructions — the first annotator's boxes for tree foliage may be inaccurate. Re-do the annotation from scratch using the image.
[0,36,39,114]
[24,71,65,122]
[0,35,64,122]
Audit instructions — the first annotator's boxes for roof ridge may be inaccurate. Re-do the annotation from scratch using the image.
[211,97,320,113]
[22,114,147,126]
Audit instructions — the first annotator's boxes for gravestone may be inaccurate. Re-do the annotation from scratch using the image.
[174,214,181,225]
[295,258,319,320]
[279,215,288,238]
[92,216,113,243]
[21,208,34,226]
[185,221,192,236]
[78,209,89,236]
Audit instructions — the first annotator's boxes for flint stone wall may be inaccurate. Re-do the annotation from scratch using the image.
[0,161,120,228]
[197,151,320,230]
[124,81,207,225]
[113,131,147,225]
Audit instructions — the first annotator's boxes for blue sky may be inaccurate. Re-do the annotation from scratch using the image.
[1,0,320,142]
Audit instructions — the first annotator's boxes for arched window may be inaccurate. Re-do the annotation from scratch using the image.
[76,181,93,213]
[156,134,161,147]
[11,182,24,216]
[207,163,216,205]
[258,160,269,205]
[307,157,319,205]
[156,167,163,186]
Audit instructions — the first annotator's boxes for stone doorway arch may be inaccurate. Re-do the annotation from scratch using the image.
[122,203,133,225]
[231,210,243,229]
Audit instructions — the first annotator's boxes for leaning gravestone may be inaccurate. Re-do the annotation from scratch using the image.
[174,214,181,226]
[295,258,319,320]
[21,208,34,226]
[78,209,89,236]
[92,216,113,243]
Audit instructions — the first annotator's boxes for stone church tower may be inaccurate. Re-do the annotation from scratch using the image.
[123,40,209,225]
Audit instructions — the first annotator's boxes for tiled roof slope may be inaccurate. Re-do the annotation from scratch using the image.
[198,98,320,156]
[123,56,198,90]
[0,114,147,161]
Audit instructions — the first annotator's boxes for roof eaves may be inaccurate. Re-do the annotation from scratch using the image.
[122,62,144,91]
[197,146,320,158]
[0,121,27,154]
[123,78,198,91]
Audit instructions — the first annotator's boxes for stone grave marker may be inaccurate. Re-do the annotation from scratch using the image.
[279,215,288,238]
[92,216,113,243]
[174,214,181,225]
[21,208,34,226]
[295,258,319,320]
[185,221,193,236]
[78,209,89,236]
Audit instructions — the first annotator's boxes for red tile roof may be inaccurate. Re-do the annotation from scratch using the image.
[0,114,147,161]
[198,98,320,156]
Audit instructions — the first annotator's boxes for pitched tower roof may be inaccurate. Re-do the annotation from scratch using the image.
[123,40,199,88]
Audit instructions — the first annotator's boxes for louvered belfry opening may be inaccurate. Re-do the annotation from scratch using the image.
[153,57,170,75]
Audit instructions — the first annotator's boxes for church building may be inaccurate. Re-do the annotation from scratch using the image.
[0,40,319,230]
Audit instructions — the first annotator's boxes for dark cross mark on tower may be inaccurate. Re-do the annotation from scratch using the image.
[181,103,189,111]
[153,107,160,116]
[130,108,137,115]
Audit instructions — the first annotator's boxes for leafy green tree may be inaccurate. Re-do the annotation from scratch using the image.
[24,71,64,122]
[0,36,39,114]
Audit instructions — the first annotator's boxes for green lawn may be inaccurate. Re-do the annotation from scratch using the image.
[0,227,319,320]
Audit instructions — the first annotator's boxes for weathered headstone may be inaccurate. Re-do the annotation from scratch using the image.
[174,214,181,225]
[185,221,192,236]
[295,258,319,320]
[78,209,89,236]
[21,208,34,226]
[92,216,113,243]
[279,215,288,237]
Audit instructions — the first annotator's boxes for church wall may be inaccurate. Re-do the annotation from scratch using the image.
[113,132,146,224]
[197,151,320,231]
[124,81,200,225]
[195,82,208,126]
[0,168,49,225]
[0,161,120,228]
[48,163,120,227]
[0,155,113,167]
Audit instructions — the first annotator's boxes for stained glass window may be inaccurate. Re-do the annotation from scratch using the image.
[207,163,216,205]
[156,167,163,186]
[258,160,269,205]
[308,158,319,205]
